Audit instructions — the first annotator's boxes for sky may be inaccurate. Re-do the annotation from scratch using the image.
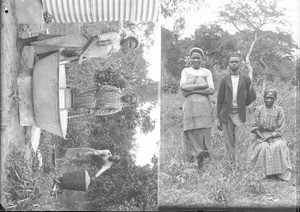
[162,0,300,46]
[145,24,161,82]
[131,26,160,166]
[131,103,160,166]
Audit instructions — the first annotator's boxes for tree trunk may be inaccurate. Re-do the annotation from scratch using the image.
[245,32,258,81]
[278,83,300,106]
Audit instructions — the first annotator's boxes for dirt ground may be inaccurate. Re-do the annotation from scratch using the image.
[1,2,89,209]
[1,0,40,197]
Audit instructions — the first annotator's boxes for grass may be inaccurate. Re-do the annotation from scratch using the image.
[159,81,298,208]
[1,129,90,211]
[1,146,61,211]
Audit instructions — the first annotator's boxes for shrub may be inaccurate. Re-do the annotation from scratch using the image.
[162,78,180,94]
[1,147,58,211]
[95,68,126,89]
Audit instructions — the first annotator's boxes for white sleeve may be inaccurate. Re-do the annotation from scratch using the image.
[179,68,188,88]
[95,150,112,156]
[95,164,111,178]
[96,32,121,43]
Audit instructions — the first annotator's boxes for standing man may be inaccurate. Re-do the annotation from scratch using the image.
[17,31,139,63]
[216,52,256,164]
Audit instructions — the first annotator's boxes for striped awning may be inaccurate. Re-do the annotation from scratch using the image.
[42,0,159,23]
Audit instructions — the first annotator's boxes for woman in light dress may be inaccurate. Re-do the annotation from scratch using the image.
[180,47,214,169]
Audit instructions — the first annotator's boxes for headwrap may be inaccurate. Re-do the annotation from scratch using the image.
[264,86,277,98]
[189,47,204,58]
[229,52,241,59]
[124,93,139,105]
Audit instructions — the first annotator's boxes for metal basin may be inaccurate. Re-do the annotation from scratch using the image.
[32,51,68,139]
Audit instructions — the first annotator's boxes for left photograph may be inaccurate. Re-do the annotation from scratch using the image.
[1,0,159,211]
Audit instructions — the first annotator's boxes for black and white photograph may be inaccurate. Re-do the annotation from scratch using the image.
[1,0,159,211]
[1,0,299,211]
[160,0,299,210]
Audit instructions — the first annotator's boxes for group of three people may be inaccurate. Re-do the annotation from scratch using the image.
[180,47,292,181]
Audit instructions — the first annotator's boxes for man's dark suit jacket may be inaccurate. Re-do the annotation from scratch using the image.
[217,73,256,123]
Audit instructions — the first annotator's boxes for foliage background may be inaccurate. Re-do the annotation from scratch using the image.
[160,0,299,208]
[2,20,158,211]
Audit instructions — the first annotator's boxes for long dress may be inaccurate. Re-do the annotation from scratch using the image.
[71,85,123,116]
[31,32,121,59]
[249,105,292,180]
[180,67,214,159]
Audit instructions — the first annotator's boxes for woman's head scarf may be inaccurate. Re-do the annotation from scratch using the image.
[264,86,277,98]
[189,47,204,58]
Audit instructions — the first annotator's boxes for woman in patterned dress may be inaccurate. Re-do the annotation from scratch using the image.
[180,47,215,169]
[249,87,292,180]
[69,83,138,117]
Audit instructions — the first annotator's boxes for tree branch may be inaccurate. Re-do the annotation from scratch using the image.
[245,32,258,80]
[278,83,300,106]
[229,20,244,32]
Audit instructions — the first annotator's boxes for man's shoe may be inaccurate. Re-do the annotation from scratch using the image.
[197,154,204,169]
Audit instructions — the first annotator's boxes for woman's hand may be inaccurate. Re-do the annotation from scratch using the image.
[202,82,209,89]
[258,137,265,143]
[260,134,273,143]
[78,54,85,64]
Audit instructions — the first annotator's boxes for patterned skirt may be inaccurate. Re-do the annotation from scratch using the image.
[72,91,97,109]
[249,133,292,181]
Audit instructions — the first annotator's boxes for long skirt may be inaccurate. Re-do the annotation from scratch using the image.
[182,94,213,131]
[183,128,212,160]
[249,135,292,181]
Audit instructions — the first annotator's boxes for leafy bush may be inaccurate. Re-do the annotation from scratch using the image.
[162,78,180,94]
[2,147,58,211]
[94,68,126,89]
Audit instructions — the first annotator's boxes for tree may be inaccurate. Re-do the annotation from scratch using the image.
[134,82,158,104]
[122,21,157,48]
[193,25,238,70]
[161,27,188,80]
[219,0,288,83]
[161,0,205,18]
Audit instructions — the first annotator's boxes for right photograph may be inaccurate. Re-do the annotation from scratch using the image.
[159,0,299,210]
